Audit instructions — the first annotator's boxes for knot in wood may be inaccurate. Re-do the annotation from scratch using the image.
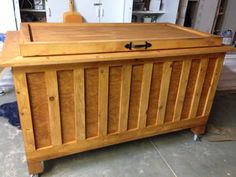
[49,96,55,101]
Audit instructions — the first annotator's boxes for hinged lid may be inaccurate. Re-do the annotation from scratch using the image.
[20,23,222,57]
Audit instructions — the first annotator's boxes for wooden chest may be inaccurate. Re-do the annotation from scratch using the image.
[0,23,231,175]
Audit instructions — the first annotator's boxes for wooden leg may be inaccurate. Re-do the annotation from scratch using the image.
[27,160,44,175]
[191,124,207,135]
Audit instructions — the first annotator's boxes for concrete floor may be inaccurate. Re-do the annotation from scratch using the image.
[0,89,236,177]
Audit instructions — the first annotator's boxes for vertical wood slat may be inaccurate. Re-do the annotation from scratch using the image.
[188,58,209,119]
[138,63,153,128]
[45,71,62,146]
[98,66,109,137]
[13,71,36,151]
[203,56,224,115]
[74,68,85,140]
[173,60,192,122]
[156,61,173,125]
[119,65,132,132]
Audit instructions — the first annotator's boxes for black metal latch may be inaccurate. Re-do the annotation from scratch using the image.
[125,41,152,50]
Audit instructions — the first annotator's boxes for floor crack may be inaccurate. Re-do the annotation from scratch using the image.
[149,139,178,177]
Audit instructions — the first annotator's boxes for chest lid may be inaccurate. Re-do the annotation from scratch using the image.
[19,23,222,57]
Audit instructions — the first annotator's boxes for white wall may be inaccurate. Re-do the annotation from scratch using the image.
[0,0,18,33]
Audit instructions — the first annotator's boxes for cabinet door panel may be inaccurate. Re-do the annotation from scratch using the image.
[46,0,69,22]
[75,0,100,22]
[100,0,125,23]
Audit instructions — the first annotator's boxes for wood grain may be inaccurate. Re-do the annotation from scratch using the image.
[188,59,209,119]
[156,61,173,125]
[29,116,208,162]
[98,66,109,137]
[119,65,132,132]
[18,23,222,56]
[26,72,51,149]
[13,71,36,152]
[165,61,182,123]
[85,68,99,138]
[173,60,191,122]
[128,65,143,130]
[197,58,217,116]
[57,70,75,143]
[181,60,200,119]
[45,71,62,146]
[138,63,153,128]
[74,68,86,140]
[146,63,163,126]
[202,56,224,115]
[108,66,122,134]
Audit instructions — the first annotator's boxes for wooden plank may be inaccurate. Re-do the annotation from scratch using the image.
[98,66,109,137]
[19,37,223,57]
[108,66,122,134]
[13,70,36,152]
[128,65,143,129]
[146,63,163,126]
[85,68,99,138]
[164,61,183,122]
[188,58,209,119]
[26,72,51,148]
[156,61,173,125]
[119,65,132,132]
[181,60,200,119]
[173,60,191,122]
[58,70,75,143]
[45,71,62,146]
[20,23,32,43]
[203,56,224,115]
[138,63,153,128]
[74,68,86,140]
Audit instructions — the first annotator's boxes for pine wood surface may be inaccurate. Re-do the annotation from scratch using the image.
[0,23,231,175]
[17,23,223,56]
[13,53,225,174]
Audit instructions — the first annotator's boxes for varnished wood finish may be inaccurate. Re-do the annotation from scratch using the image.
[18,23,223,57]
[74,68,86,140]
[12,55,226,174]
[1,23,231,175]
[13,53,225,162]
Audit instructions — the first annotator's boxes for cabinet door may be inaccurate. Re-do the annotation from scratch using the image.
[100,0,125,23]
[75,0,100,22]
[45,0,69,22]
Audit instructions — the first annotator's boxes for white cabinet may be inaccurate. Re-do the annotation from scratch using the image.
[100,0,125,23]
[75,0,130,23]
[74,0,100,22]
[45,0,69,22]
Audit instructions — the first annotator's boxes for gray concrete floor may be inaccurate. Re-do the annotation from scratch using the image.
[0,89,236,177]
